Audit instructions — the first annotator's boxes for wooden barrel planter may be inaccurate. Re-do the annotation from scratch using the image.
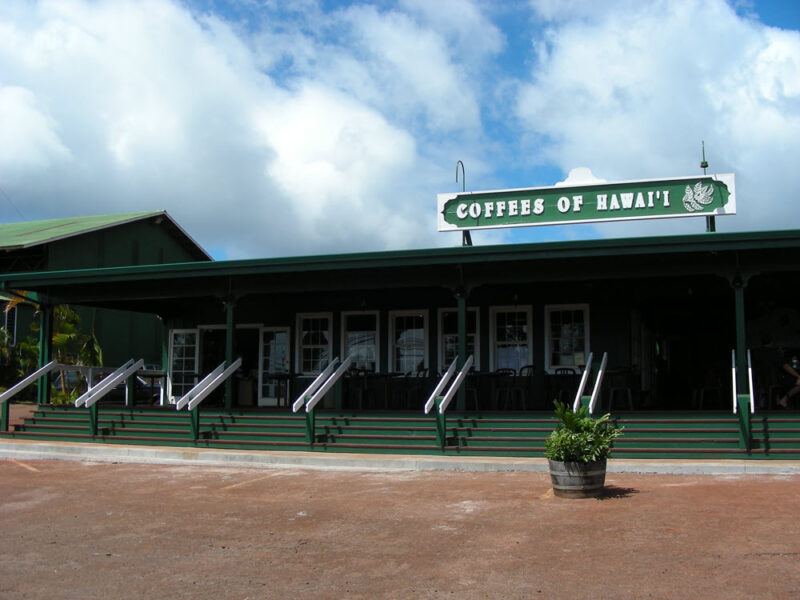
[548,459,607,498]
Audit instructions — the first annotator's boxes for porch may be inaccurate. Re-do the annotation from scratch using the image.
[2,229,800,458]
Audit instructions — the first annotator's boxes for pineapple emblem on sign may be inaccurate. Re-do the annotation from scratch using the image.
[682,181,715,212]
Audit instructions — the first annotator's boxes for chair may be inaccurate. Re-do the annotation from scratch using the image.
[492,368,518,410]
[508,365,534,411]
[392,368,428,409]
[694,370,724,410]
[606,369,634,412]
[344,368,369,409]
[550,368,578,405]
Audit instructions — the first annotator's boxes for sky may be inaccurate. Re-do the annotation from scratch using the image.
[0,0,798,260]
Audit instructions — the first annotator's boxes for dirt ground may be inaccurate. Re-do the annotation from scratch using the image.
[0,459,798,600]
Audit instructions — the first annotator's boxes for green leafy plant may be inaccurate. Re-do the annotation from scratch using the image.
[544,401,623,463]
[50,387,79,406]
[2,297,103,400]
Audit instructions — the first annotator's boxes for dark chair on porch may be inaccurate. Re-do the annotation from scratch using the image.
[508,365,535,410]
[549,367,578,406]
[463,367,480,412]
[392,369,429,409]
[693,369,725,410]
[345,368,370,410]
[606,368,635,412]
[492,368,522,410]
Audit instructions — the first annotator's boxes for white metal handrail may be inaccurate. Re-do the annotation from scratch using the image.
[587,352,608,415]
[77,360,144,408]
[176,362,225,410]
[747,349,755,414]
[438,355,474,415]
[292,359,340,413]
[0,361,60,404]
[572,352,595,412]
[74,359,134,407]
[305,354,355,412]
[730,349,755,415]
[180,358,243,411]
[424,357,459,414]
[731,349,738,414]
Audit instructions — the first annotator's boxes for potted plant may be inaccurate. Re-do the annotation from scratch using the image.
[544,401,623,498]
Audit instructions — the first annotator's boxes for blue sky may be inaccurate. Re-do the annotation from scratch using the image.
[0,0,798,259]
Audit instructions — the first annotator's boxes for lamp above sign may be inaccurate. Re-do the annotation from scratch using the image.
[437,173,735,232]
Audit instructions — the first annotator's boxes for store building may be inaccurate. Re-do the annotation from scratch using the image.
[1,175,798,458]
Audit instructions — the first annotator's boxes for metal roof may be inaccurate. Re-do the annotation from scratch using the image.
[0,211,211,260]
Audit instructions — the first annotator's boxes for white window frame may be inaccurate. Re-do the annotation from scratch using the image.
[167,328,200,403]
[295,312,333,375]
[258,326,291,406]
[388,309,429,373]
[544,303,590,374]
[341,310,380,373]
[489,306,533,372]
[437,308,480,371]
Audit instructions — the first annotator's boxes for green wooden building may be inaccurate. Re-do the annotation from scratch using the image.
[0,211,210,365]
[1,226,798,459]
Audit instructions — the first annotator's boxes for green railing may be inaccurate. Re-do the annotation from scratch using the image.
[424,355,473,449]
[0,361,60,432]
[292,355,355,445]
[175,357,242,440]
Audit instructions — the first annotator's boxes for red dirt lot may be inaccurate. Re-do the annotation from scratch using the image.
[1,459,798,599]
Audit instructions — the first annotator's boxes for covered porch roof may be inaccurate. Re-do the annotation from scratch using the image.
[0,229,798,317]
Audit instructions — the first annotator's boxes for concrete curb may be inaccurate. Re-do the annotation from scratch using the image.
[1,439,799,475]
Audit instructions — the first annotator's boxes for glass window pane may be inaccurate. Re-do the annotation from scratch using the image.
[393,313,425,372]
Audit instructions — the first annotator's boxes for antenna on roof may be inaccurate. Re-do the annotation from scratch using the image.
[456,160,472,247]
[701,141,715,233]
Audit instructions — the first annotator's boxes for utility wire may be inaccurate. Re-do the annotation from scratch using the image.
[0,182,25,220]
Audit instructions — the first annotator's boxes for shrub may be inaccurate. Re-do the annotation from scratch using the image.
[544,401,623,463]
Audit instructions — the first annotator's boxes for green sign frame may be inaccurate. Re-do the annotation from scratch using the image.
[437,173,735,232]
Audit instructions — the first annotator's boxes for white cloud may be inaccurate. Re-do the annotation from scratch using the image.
[0,0,498,257]
[2,0,795,258]
[555,167,605,187]
[518,0,800,235]
[0,86,71,172]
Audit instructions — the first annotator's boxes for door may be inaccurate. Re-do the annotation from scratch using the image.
[168,329,199,403]
[259,327,290,407]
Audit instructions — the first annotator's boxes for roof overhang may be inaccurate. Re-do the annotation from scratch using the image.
[1,229,798,315]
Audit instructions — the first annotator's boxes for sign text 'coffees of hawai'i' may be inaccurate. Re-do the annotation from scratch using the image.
[437,174,736,232]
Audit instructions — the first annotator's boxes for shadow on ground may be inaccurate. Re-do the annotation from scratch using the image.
[596,485,638,500]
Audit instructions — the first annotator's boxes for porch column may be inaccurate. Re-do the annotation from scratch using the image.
[224,300,235,411]
[456,290,467,411]
[732,275,750,447]
[37,305,54,405]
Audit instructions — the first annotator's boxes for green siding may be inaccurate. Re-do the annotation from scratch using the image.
[44,221,202,365]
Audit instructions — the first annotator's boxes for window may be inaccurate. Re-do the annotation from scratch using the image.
[490,307,532,372]
[545,304,589,372]
[296,313,332,375]
[438,308,479,371]
[169,329,199,401]
[389,310,428,373]
[342,312,379,372]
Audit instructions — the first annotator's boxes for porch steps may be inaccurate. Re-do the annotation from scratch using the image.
[3,405,799,459]
[5,405,215,446]
[750,414,800,455]
[203,413,444,453]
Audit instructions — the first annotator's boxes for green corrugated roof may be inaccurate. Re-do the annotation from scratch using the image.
[0,211,165,250]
